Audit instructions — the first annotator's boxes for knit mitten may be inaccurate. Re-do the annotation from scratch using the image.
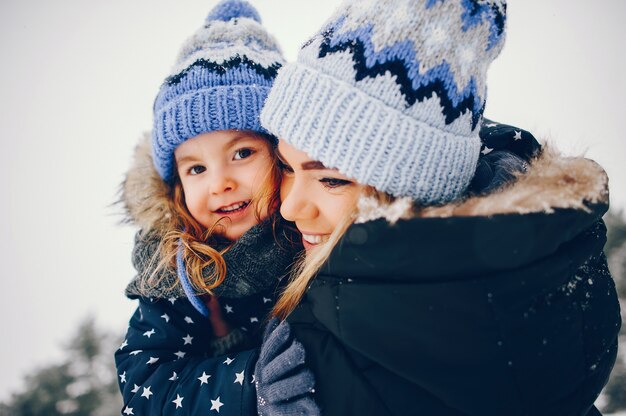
[254,318,320,415]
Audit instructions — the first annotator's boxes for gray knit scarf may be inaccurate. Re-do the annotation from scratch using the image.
[125,219,301,300]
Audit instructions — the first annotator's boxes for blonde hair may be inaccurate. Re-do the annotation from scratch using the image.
[140,133,282,295]
[272,188,399,319]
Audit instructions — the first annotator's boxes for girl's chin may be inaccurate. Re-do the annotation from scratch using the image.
[220,218,263,241]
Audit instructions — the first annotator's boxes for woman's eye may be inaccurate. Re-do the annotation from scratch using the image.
[320,177,351,189]
[234,148,254,160]
[189,165,206,175]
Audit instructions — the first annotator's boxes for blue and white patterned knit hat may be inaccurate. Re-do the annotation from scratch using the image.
[261,0,506,204]
[152,0,284,182]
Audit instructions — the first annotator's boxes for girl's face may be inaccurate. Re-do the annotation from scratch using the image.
[175,130,274,241]
[277,140,364,252]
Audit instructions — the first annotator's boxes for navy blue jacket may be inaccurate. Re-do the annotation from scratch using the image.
[115,291,278,415]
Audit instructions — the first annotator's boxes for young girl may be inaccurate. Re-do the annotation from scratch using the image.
[260,0,621,415]
[115,2,317,415]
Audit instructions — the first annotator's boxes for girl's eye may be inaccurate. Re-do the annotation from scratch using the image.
[277,159,294,174]
[320,177,351,189]
[189,165,206,175]
[234,148,254,160]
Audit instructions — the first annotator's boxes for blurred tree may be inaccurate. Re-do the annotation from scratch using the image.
[0,317,122,416]
[600,210,626,414]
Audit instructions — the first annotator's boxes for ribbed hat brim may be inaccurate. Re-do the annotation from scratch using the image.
[261,63,481,204]
[153,85,271,181]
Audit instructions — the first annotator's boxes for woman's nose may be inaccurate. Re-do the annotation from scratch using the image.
[280,177,317,222]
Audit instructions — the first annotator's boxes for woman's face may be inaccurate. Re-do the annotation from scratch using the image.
[277,140,365,252]
[175,130,274,241]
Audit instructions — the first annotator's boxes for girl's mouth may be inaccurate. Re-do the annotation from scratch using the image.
[215,200,250,214]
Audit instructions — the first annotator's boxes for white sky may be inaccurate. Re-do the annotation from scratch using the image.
[0,0,624,401]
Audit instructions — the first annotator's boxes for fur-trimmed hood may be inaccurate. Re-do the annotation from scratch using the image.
[356,146,609,224]
[121,133,177,235]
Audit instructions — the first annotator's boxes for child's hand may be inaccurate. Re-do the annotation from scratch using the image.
[204,295,231,337]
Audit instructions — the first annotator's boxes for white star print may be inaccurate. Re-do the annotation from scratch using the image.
[223,357,234,365]
[123,406,134,415]
[146,356,160,365]
[174,351,186,359]
[129,350,143,356]
[184,316,194,324]
[119,371,127,383]
[225,305,234,313]
[514,130,523,141]
[119,339,128,350]
[141,386,153,399]
[168,297,176,305]
[210,397,224,412]
[169,371,179,381]
[262,297,272,304]
[485,122,498,128]
[161,313,170,323]
[234,371,244,385]
[251,374,256,384]
[143,329,156,338]
[172,394,184,409]
[198,372,211,385]
[250,317,259,323]
[131,384,140,393]
[481,146,494,155]
[182,334,193,345]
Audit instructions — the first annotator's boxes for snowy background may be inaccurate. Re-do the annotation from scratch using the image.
[0,0,625,407]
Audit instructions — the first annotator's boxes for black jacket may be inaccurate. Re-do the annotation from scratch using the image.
[288,151,621,416]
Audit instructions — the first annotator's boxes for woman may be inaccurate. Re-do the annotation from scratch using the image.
[259,0,621,415]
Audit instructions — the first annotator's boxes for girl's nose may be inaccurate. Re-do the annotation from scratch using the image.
[209,169,236,195]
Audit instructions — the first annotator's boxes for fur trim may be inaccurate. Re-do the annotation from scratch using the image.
[121,132,177,234]
[357,145,610,222]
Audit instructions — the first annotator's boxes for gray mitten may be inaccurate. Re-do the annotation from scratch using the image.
[254,318,320,416]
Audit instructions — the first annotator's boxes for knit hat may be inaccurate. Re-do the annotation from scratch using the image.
[261,0,507,204]
[152,0,284,182]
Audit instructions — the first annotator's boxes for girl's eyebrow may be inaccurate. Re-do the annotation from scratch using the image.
[175,154,199,165]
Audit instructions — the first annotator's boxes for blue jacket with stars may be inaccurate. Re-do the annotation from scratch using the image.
[115,134,299,415]
[115,293,274,415]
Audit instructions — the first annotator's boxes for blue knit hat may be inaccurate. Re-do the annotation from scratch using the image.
[261,0,507,204]
[152,0,284,182]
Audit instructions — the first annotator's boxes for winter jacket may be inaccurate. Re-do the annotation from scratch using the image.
[114,136,295,415]
[287,148,621,416]
[113,120,542,415]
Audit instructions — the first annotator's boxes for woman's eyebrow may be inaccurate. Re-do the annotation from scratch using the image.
[275,148,328,170]
[301,161,327,170]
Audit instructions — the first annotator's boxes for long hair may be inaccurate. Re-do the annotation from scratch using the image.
[272,188,399,319]
[140,133,282,295]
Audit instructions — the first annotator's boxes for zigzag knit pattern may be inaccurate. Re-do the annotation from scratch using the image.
[317,25,484,129]
[152,0,284,181]
[261,0,506,203]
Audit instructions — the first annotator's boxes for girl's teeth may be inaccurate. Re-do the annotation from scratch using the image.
[219,201,248,212]
[302,234,323,244]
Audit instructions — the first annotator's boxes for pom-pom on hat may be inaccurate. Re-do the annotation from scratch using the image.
[261,0,507,204]
[152,0,284,182]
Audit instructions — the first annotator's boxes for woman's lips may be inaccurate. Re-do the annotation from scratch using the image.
[300,232,329,250]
